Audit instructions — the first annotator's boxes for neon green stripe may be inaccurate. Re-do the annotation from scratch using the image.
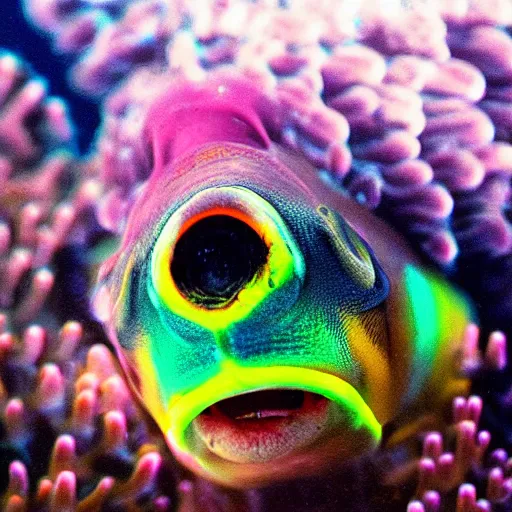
[403,265,440,400]
[403,265,471,402]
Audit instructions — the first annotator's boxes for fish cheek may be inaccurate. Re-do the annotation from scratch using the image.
[342,306,398,424]
[97,236,217,415]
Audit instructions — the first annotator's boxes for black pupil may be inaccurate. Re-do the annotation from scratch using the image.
[171,215,269,308]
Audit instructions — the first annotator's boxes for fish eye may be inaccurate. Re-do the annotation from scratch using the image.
[151,186,305,331]
[170,214,269,308]
[317,205,376,290]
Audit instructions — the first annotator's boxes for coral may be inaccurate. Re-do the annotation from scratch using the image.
[23,0,182,96]
[0,49,108,335]
[0,321,176,510]
[408,328,512,511]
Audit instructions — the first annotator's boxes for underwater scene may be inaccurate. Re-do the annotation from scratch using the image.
[1,0,512,510]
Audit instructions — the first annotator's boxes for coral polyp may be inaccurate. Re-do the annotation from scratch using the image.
[1,1,512,510]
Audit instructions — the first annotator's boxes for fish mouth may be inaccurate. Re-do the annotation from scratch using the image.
[193,389,331,463]
[165,365,382,487]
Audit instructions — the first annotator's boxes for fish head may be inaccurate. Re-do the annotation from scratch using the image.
[92,76,468,487]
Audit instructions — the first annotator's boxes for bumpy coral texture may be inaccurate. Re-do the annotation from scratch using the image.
[0,0,511,510]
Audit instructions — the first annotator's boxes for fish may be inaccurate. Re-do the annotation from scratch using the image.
[93,74,474,488]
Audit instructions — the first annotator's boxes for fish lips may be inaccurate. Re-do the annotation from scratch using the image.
[165,364,382,488]
[193,389,332,463]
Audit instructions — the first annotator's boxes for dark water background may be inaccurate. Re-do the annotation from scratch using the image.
[0,1,99,152]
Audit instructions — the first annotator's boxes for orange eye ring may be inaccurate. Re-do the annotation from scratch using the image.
[176,206,265,245]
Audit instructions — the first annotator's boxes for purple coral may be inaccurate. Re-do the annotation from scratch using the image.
[406,327,512,511]
[0,51,83,328]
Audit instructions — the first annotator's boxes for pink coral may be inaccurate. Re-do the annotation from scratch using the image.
[0,321,174,510]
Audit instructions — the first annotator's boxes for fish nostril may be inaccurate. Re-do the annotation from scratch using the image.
[170,215,269,308]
